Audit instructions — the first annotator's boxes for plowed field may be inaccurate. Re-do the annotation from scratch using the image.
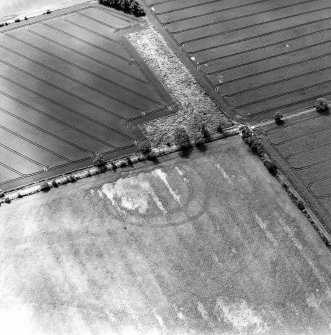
[143,0,331,122]
[262,112,331,229]
[0,3,175,191]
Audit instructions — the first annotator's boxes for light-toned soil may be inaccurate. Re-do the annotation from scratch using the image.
[1,136,331,335]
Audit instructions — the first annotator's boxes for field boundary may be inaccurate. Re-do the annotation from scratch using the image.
[239,124,331,248]
[0,2,179,191]
[139,0,238,120]
[141,0,331,123]
[260,129,331,231]
[0,2,142,32]
[0,127,240,204]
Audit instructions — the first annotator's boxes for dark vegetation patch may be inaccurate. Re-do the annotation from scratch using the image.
[99,0,145,17]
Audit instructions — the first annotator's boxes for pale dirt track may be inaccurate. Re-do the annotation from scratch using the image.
[1,136,331,335]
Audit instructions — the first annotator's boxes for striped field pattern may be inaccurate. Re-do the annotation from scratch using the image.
[143,0,331,121]
[263,112,331,229]
[0,3,175,190]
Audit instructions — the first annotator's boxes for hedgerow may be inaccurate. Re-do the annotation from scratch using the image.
[241,126,279,176]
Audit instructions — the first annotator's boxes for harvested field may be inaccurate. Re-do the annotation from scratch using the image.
[0,0,87,22]
[0,3,175,191]
[262,112,331,230]
[1,137,331,334]
[143,0,331,122]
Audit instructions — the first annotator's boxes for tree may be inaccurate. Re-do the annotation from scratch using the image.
[274,112,283,124]
[199,122,209,138]
[174,127,190,148]
[99,0,145,16]
[263,160,278,176]
[93,153,105,167]
[315,98,329,112]
[138,140,151,154]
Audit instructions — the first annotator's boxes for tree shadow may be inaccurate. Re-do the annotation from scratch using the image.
[275,119,285,126]
[316,107,330,115]
[147,154,159,164]
[202,132,212,142]
[179,146,193,158]
[195,142,208,152]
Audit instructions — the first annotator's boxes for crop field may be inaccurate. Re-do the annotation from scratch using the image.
[262,111,331,230]
[0,0,87,22]
[1,137,331,334]
[143,0,331,122]
[0,3,175,191]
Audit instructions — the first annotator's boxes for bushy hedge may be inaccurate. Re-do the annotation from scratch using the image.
[99,0,145,17]
[241,126,279,176]
[263,160,278,176]
[40,182,50,192]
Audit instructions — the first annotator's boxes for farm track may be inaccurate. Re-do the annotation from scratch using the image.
[0,3,176,190]
[144,0,331,121]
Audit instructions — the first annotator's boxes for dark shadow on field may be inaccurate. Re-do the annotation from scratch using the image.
[317,108,330,116]
[179,146,193,158]
[147,154,160,164]
[275,119,285,126]
[195,142,208,152]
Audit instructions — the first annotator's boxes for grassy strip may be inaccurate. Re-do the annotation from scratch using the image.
[126,23,233,148]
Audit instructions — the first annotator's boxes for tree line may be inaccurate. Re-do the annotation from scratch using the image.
[99,0,145,17]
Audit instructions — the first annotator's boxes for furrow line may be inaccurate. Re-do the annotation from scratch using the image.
[0,87,115,150]
[0,123,71,160]
[177,8,331,44]
[160,0,321,25]
[204,39,331,75]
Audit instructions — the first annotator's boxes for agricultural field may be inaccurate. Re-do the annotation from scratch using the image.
[0,0,87,22]
[0,3,175,191]
[1,137,331,334]
[143,0,331,122]
[262,111,331,231]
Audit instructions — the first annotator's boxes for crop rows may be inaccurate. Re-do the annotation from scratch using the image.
[0,4,174,189]
[144,0,331,121]
[264,114,331,227]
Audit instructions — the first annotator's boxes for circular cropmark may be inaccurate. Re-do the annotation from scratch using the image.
[99,164,208,228]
